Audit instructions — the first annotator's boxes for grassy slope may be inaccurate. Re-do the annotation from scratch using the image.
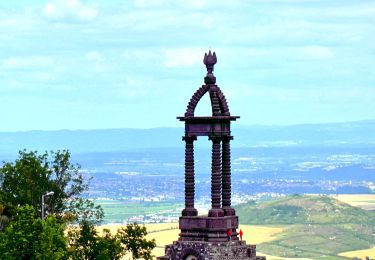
[235,195,375,259]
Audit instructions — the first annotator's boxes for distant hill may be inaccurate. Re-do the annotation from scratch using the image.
[236,194,375,225]
[236,195,375,259]
[0,120,374,155]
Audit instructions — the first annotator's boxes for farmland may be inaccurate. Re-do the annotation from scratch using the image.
[97,223,283,259]
[235,195,375,259]
[94,194,375,259]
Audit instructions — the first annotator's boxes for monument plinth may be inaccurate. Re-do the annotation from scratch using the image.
[158,51,266,260]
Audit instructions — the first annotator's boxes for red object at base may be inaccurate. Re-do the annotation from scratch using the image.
[239,229,243,240]
[227,229,233,237]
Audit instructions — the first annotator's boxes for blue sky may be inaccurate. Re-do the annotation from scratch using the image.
[0,0,374,131]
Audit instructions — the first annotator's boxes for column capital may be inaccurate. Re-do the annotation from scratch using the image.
[222,135,233,142]
[182,136,197,142]
[208,136,222,143]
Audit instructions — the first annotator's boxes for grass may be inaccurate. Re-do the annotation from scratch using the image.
[236,195,375,259]
[96,199,182,223]
[258,224,374,259]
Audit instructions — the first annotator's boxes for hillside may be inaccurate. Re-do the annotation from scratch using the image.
[235,195,375,259]
[236,195,375,225]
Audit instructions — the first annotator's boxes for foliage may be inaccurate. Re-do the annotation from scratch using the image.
[0,150,103,224]
[117,223,156,260]
[67,222,155,259]
[0,205,68,259]
[97,229,124,260]
[37,216,68,260]
[0,150,155,259]
[67,220,123,260]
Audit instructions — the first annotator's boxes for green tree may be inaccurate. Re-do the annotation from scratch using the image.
[37,216,68,260]
[0,150,103,223]
[117,223,156,260]
[0,205,67,259]
[96,229,123,260]
[67,220,123,260]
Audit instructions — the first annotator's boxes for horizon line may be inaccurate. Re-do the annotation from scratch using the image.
[1,118,374,134]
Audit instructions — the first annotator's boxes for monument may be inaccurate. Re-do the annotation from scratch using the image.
[158,51,266,260]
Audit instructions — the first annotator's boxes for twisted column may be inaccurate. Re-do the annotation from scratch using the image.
[208,136,224,217]
[222,136,235,216]
[182,136,198,216]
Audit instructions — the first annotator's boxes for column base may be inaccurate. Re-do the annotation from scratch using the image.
[182,207,198,216]
[179,215,238,242]
[208,208,224,217]
[223,206,236,216]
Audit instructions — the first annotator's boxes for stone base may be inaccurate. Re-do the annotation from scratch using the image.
[179,215,239,242]
[157,240,266,260]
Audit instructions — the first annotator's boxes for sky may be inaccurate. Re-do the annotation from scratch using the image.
[0,0,374,131]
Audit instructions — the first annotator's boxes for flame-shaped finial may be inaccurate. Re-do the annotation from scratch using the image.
[203,50,217,75]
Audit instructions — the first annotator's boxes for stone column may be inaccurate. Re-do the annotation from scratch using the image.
[182,136,198,216]
[208,136,224,217]
[222,136,235,216]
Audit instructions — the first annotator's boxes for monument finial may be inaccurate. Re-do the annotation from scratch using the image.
[203,50,217,75]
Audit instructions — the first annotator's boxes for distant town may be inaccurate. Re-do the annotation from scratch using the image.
[76,147,375,224]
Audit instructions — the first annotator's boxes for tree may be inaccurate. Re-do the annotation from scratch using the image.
[0,150,103,223]
[96,229,123,260]
[37,216,68,260]
[0,205,68,259]
[117,223,156,260]
[67,220,123,260]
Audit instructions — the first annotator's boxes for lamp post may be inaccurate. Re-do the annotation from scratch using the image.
[42,191,54,220]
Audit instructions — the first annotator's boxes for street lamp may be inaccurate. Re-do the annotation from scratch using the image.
[42,191,54,220]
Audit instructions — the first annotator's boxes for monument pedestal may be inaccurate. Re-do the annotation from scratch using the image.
[157,215,266,259]
[179,215,238,242]
[157,240,266,260]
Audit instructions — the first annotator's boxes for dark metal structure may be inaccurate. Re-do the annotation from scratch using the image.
[158,51,265,260]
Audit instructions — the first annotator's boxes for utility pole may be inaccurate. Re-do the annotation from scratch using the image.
[42,191,54,220]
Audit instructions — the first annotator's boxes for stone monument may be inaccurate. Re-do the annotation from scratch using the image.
[157,51,266,260]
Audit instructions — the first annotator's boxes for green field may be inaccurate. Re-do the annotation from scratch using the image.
[96,199,182,223]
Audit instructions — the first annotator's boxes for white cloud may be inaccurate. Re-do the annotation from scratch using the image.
[33,72,54,82]
[299,46,334,60]
[133,0,146,8]
[133,0,168,9]
[112,75,162,99]
[85,51,105,62]
[1,56,54,69]
[164,48,203,68]
[184,0,207,9]
[42,0,98,22]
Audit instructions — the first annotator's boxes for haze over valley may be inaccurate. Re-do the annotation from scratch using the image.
[1,120,374,224]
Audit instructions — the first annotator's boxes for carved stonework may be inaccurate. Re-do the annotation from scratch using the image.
[157,51,265,260]
[158,241,265,260]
